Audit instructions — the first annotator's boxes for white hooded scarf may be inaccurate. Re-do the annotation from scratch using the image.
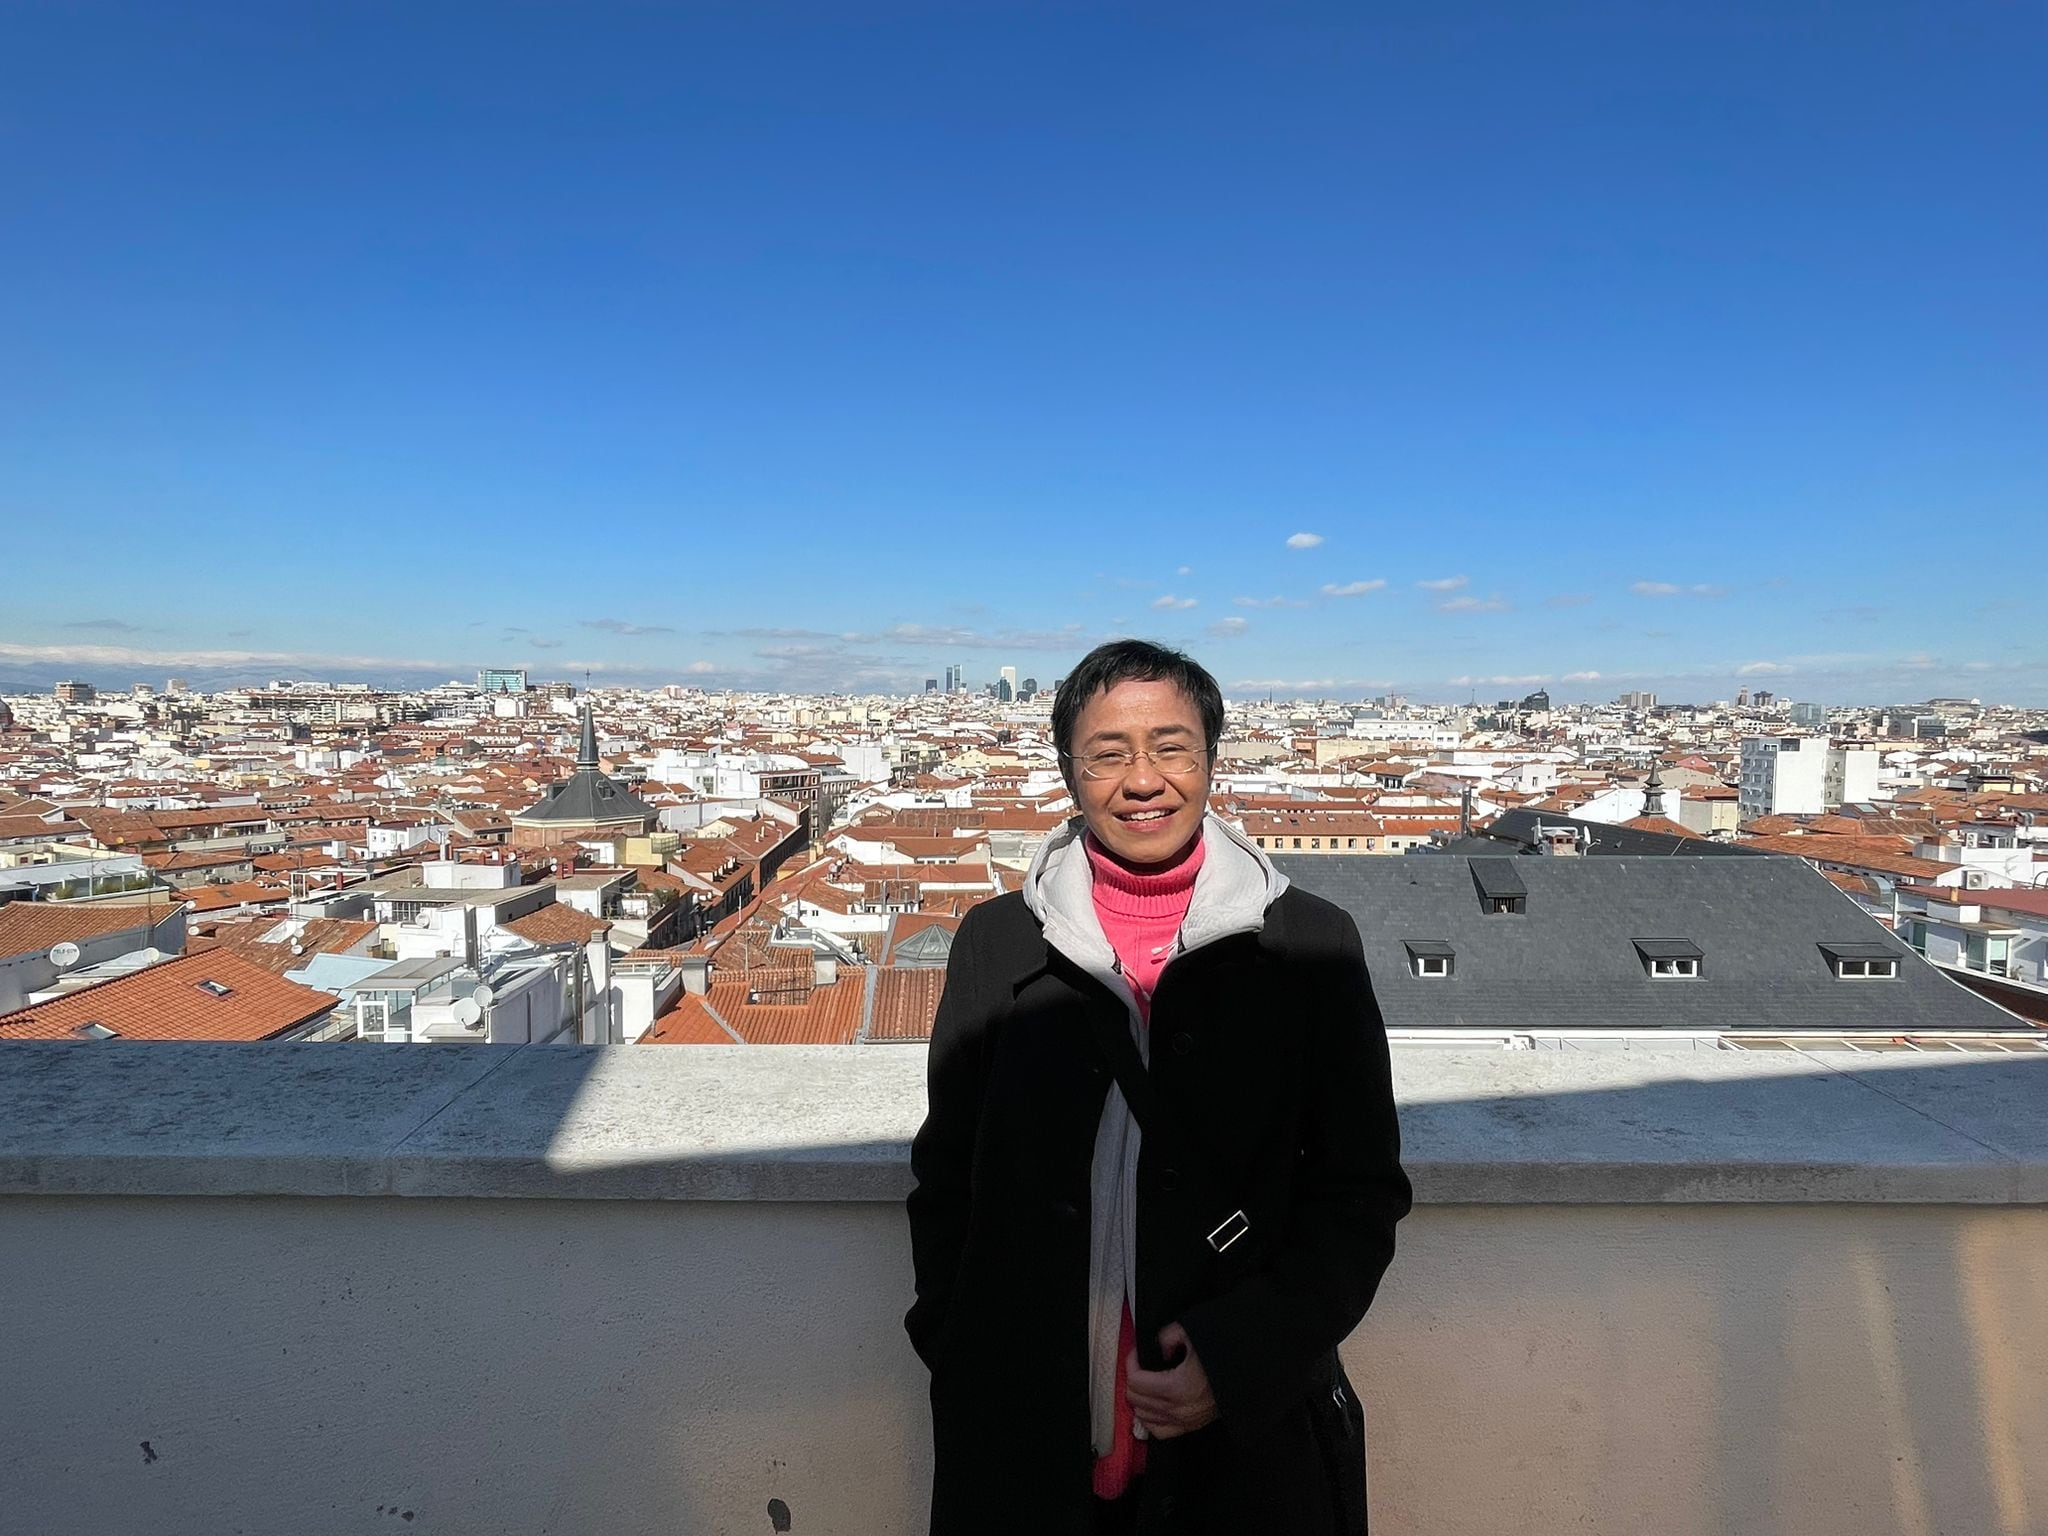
[1019,810,1289,1459]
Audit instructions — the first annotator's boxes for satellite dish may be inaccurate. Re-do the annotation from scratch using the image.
[48,942,81,970]
[138,947,164,965]
[451,998,484,1027]
[470,984,496,1010]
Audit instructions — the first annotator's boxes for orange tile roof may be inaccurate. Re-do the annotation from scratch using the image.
[1739,834,1961,882]
[499,904,611,946]
[181,880,290,914]
[868,967,946,1042]
[640,993,741,1044]
[0,950,338,1040]
[702,973,866,1045]
[0,897,185,959]
[211,917,380,974]
[0,813,85,841]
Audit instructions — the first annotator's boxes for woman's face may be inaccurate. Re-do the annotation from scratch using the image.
[1067,678,1212,868]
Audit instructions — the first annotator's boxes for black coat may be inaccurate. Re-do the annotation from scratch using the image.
[905,882,1411,1535]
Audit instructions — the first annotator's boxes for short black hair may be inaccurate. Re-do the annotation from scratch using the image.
[1052,638,1225,763]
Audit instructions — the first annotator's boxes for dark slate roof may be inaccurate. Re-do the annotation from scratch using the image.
[515,766,656,827]
[511,705,655,828]
[1274,853,2029,1033]
[1483,807,1763,857]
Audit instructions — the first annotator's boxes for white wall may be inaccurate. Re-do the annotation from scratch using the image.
[2,1196,2041,1536]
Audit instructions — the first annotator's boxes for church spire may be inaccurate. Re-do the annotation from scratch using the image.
[1643,761,1667,819]
[576,702,599,771]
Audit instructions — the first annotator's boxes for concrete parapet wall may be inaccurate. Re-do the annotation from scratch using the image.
[2,1043,2045,1534]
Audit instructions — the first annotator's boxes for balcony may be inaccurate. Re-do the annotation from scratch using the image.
[2,1041,2044,1534]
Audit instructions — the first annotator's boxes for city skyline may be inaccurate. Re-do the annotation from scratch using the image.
[5,4,2042,702]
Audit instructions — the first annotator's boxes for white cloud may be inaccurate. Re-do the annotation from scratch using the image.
[1563,670,1602,682]
[1448,674,1551,687]
[1207,616,1249,638]
[686,660,716,674]
[1285,532,1324,549]
[1631,581,1681,597]
[1321,580,1387,598]
[0,640,469,673]
[1690,584,1728,598]
[1152,595,1199,611]
[1234,595,1313,610]
[1897,652,1939,672]
[1416,575,1468,592]
[1176,565,1193,576]
[1736,660,1791,677]
[1438,594,1509,614]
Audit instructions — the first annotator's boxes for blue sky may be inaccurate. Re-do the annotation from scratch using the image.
[2,2,2042,703]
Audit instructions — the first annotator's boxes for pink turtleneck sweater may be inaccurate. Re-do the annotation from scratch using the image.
[1083,828,1206,1500]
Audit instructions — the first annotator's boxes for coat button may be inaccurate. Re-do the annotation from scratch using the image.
[1171,1032,1193,1056]
[1159,1167,1180,1192]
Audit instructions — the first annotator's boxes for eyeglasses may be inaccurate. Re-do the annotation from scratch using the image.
[1061,744,1211,780]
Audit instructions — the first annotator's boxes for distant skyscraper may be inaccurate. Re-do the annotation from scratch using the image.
[996,677,1013,703]
[54,680,95,704]
[999,666,1018,699]
[166,677,189,694]
[479,668,528,694]
[925,677,938,693]
[1021,676,1038,699]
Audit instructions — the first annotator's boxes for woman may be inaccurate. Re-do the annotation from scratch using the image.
[906,639,1410,1534]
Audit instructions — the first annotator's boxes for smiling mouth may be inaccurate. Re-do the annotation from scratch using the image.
[1116,809,1174,823]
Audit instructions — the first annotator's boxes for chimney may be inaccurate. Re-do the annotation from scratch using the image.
[678,955,710,995]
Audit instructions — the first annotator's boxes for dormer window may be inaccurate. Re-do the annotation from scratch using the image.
[1634,939,1703,979]
[1819,942,1900,980]
[1470,858,1527,916]
[1404,940,1455,979]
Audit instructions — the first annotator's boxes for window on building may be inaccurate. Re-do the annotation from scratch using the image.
[1635,938,1704,978]
[1404,940,1455,978]
[1819,942,1903,980]
[1471,858,1527,915]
